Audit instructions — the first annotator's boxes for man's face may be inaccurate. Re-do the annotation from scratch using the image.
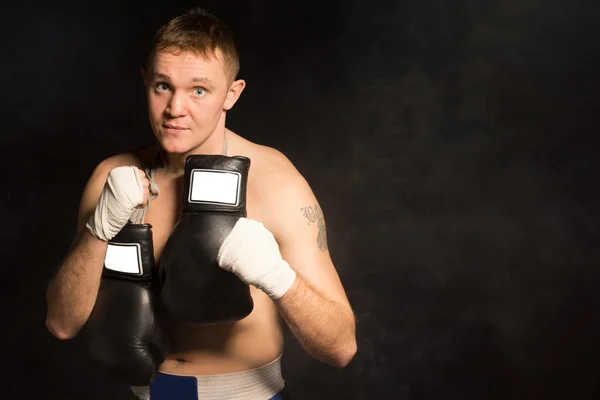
[144,49,239,155]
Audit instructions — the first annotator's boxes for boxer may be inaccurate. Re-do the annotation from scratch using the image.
[46,7,356,399]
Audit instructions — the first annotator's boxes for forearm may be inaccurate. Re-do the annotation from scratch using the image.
[275,274,357,368]
[46,230,107,339]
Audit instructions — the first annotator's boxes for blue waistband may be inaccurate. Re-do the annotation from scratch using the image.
[148,371,284,400]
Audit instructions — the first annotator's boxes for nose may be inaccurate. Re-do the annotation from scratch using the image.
[165,91,187,118]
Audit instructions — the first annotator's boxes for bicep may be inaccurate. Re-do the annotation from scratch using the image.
[266,178,352,310]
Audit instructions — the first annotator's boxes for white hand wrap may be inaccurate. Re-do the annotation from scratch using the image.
[217,218,297,300]
[86,166,144,242]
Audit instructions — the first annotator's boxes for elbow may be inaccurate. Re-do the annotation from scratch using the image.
[337,342,358,368]
[328,339,357,369]
[45,317,81,340]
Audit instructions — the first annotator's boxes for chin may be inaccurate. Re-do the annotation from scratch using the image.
[158,136,193,155]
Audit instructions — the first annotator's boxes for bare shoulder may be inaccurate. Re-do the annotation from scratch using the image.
[231,133,320,238]
[232,135,310,204]
[251,146,304,185]
[227,132,303,184]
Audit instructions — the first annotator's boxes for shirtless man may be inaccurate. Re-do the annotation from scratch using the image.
[45,8,356,399]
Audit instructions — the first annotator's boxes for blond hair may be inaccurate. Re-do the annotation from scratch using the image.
[150,7,240,82]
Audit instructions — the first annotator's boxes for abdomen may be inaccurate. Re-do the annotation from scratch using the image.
[159,288,284,375]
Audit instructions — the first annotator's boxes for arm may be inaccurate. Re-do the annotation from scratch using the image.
[45,231,108,339]
[276,273,356,368]
[45,157,126,339]
[267,182,357,368]
[216,150,357,367]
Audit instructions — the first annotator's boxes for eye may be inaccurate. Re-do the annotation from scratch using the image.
[156,83,170,92]
[193,87,206,97]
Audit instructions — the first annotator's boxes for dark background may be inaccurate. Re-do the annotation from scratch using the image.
[2,0,600,398]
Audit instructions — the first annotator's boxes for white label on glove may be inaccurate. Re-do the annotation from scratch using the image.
[189,169,241,206]
[104,243,142,274]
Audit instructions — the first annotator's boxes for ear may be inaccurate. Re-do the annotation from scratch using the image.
[141,68,148,85]
[223,79,246,111]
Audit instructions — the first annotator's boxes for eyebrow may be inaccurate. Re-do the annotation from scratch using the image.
[153,73,213,85]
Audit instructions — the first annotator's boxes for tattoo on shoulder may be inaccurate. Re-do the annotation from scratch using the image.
[300,204,328,251]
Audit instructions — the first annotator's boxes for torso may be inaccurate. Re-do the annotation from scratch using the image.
[127,131,286,375]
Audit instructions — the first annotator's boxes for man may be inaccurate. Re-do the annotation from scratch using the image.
[45,7,356,399]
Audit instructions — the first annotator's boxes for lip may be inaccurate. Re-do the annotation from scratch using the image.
[163,124,188,134]
[164,124,187,130]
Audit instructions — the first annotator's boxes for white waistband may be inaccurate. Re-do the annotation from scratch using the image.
[131,355,284,400]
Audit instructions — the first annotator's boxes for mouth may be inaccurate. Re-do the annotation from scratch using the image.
[163,124,188,134]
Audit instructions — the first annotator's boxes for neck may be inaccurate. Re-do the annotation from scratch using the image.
[162,127,228,176]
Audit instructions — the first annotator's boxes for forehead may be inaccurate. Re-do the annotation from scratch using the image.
[149,49,228,84]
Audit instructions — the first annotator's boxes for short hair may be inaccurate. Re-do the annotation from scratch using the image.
[150,7,240,83]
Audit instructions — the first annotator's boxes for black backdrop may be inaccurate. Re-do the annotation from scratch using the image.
[2,0,600,398]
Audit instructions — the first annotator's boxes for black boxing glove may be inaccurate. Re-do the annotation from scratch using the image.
[160,155,254,324]
[84,222,168,386]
